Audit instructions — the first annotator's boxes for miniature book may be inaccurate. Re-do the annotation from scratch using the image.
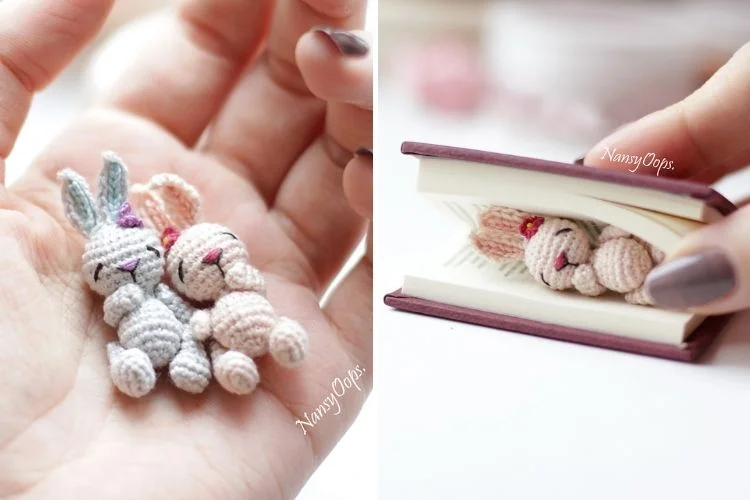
[385,142,736,361]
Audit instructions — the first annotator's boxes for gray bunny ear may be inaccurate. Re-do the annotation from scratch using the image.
[58,169,99,235]
[96,151,129,221]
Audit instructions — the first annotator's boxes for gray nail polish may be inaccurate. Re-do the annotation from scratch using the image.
[645,248,736,309]
[355,148,373,158]
[314,26,369,57]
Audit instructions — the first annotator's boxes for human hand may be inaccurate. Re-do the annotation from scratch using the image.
[0,0,372,498]
[581,43,750,314]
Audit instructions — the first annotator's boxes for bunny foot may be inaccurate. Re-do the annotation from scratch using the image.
[269,317,309,368]
[209,341,260,395]
[107,343,156,398]
[625,285,655,306]
[169,333,211,394]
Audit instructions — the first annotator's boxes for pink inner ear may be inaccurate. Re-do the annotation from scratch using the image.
[478,206,527,232]
[471,229,524,261]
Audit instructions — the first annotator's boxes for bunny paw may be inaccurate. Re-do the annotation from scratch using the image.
[225,263,266,294]
[107,343,156,398]
[572,264,606,297]
[625,285,655,306]
[210,342,260,395]
[269,317,309,368]
[190,310,212,341]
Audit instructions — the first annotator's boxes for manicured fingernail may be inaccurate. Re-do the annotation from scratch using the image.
[645,248,736,309]
[313,26,369,57]
[355,148,373,158]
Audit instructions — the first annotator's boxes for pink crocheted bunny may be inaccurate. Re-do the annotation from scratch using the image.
[471,206,665,305]
[131,174,309,395]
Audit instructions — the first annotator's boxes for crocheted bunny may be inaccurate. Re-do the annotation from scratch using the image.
[471,206,665,305]
[131,174,309,395]
[58,153,210,397]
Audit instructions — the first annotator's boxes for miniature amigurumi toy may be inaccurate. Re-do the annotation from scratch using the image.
[58,153,211,397]
[470,206,666,305]
[131,174,310,395]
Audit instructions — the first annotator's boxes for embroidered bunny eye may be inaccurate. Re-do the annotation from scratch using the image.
[178,260,185,283]
[540,273,551,287]
[555,228,573,236]
[221,232,238,240]
[145,245,160,257]
[94,263,104,282]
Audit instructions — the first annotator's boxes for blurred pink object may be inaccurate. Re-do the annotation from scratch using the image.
[400,39,490,114]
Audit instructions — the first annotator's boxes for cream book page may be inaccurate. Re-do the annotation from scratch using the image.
[418,156,722,223]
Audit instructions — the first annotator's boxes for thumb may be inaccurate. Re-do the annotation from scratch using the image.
[584,42,750,183]
[0,0,114,182]
[645,206,750,314]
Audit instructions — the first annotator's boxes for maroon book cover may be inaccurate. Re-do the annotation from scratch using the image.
[386,142,737,362]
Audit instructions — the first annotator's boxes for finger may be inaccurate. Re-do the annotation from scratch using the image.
[297,29,373,109]
[343,152,372,219]
[297,29,373,162]
[584,42,750,182]
[323,253,372,373]
[267,1,368,91]
[203,0,368,204]
[102,0,273,146]
[645,205,750,314]
[271,139,366,291]
[0,0,114,178]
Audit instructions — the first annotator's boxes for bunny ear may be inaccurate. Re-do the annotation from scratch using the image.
[130,185,172,233]
[96,151,129,221]
[478,206,530,232]
[131,174,201,232]
[149,174,202,228]
[471,227,525,262]
[58,168,100,235]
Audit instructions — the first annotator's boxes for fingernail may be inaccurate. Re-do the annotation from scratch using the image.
[573,155,586,165]
[313,26,369,57]
[355,148,373,158]
[645,248,737,309]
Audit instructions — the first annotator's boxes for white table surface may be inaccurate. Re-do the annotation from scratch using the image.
[376,84,750,500]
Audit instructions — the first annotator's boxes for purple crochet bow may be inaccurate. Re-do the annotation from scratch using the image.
[116,202,144,228]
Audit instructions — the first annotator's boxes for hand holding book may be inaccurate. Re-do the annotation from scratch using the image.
[581,43,750,315]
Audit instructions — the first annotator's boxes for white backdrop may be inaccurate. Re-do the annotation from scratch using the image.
[375,82,750,500]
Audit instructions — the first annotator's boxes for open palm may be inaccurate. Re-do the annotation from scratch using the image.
[0,0,372,498]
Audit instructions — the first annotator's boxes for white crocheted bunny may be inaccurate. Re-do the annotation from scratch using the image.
[131,174,309,395]
[471,206,665,305]
[58,153,211,397]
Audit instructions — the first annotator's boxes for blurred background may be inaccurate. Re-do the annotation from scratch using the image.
[376,1,750,498]
[379,0,750,147]
[6,2,376,500]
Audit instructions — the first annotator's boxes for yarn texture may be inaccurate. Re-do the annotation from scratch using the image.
[59,153,210,397]
[132,174,310,395]
[471,205,661,305]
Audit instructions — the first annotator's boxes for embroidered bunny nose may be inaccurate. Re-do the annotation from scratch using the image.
[202,248,223,265]
[554,252,569,271]
[119,258,140,272]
